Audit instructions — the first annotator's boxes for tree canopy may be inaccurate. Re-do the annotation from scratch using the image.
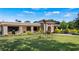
[60,20,67,29]
[74,13,79,29]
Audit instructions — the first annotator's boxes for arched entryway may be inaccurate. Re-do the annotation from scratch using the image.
[48,26,51,32]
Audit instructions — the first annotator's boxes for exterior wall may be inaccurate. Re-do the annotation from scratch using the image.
[31,26,34,32]
[3,26,8,35]
[19,26,23,34]
[51,25,54,32]
[22,26,27,33]
[0,22,57,35]
[43,23,54,33]
[43,24,48,33]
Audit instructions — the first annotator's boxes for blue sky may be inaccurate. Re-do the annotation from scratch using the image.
[0,8,79,22]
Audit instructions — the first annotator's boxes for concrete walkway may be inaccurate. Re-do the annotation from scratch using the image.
[54,33,75,36]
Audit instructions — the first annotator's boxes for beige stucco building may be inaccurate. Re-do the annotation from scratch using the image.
[0,20,59,35]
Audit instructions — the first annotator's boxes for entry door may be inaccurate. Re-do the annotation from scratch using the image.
[48,26,51,32]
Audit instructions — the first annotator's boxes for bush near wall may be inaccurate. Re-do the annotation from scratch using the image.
[26,31,33,35]
[22,31,33,35]
[63,29,71,34]
[55,28,71,34]
[62,29,79,34]
[71,29,78,33]
[54,28,61,33]
[78,30,79,33]
[54,28,79,35]
[71,29,79,35]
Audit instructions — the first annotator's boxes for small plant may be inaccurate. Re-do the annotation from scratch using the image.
[46,31,51,34]
[8,31,13,36]
[38,35,43,39]
[55,28,61,33]
[26,31,33,35]
[71,29,78,34]
[12,30,16,35]
[63,28,70,34]
[38,28,43,34]
[77,29,79,33]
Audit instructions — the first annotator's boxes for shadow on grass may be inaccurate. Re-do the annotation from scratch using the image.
[0,36,79,51]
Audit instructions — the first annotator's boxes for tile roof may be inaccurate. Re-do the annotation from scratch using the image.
[0,22,40,26]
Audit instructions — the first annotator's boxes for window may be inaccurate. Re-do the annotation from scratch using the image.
[27,26,31,31]
[34,27,38,31]
[8,26,19,32]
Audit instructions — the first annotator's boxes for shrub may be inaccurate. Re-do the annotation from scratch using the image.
[55,28,61,33]
[38,29,44,33]
[46,31,51,34]
[63,28,70,34]
[36,30,42,34]
[77,30,79,33]
[12,30,16,35]
[71,29,78,34]
[26,31,33,35]
[22,31,33,35]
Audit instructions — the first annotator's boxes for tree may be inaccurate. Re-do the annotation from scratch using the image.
[47,19,55,22]
[33,21,38,23]
[67,21,75,29]
[74,13,79,29]
[47,19,60,24]
[60,20,67,29]
[42,19,47,33]
[15,19,21,22]
[24,21,30,23]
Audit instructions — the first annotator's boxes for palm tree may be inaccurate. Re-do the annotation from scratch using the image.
[42,19,46,33]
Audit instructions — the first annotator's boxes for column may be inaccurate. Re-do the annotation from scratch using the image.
[44,24,46,33]
[3,26,8,35]
[31,26,34,32]
[51,25,54,33]
[19,26,23,34]
[46,24,48,32]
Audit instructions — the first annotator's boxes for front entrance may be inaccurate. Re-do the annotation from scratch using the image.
[48,26,51,32]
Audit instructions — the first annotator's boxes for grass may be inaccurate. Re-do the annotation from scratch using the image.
[0,33,79,51]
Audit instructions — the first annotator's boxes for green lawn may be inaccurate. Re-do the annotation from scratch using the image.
[0,34,79,51]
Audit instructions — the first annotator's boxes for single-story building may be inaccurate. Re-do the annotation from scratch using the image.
[0,20,59,35]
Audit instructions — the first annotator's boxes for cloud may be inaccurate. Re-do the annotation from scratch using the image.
[24,11,34,14]
[64,13,71,17]
[45,11,60,16]
[52,11,60,14]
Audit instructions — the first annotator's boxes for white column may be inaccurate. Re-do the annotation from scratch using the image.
[46,24,48,32]
[44,24,47,33]
[51,25,54,32]
[19,26,23,34]
[31,26,34,32]
[3,26,8,35]
[44,24,45,33]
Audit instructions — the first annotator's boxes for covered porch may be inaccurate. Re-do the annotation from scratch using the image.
[1,25,40,35]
